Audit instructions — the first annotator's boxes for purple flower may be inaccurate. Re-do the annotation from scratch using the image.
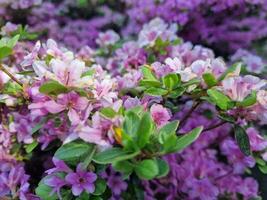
[65,164,97,196]
[44,176,66,199]
[45,158,72,175]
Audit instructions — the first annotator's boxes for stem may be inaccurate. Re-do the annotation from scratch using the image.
[180,101,201,127]
[203,121,227,132]
[0,64,23,87]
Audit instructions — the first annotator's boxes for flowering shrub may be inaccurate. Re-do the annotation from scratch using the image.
[0,1,267,200]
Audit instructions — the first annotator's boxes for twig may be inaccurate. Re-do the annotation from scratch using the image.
[180,101,201,127]
[0,64,23,87]
[203,121,227,132]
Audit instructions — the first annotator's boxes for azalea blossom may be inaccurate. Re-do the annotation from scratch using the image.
[150,104,171,127]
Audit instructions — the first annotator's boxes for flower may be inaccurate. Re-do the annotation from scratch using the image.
[43,91,89,125]
[65,164,97,196]
[150,104,171,127]
[33,57,93,88]
[247,127,267,151]
[96,30,120,47]
[45,158,72,175]
[44,176,66,199]
[221,75,266,102]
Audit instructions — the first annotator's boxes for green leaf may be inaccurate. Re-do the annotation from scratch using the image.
[145,87,168,96]
[170,126,203,153]
[2,81,22,95]
[141,66,157,81]
[139,80,161,88]
[181,78,200,87]
[7,35,20,48]
[39,80,68,95]
[100,107,117,118]
[81,69,95,77]
[112,160,134,178]
[93,147,139,164]
[234,125,251,156]
[168,87,185,98]
[237,91,257,107]
[207,88,231,110]
[54,139,95,166]
[136,112,154,148]
[258,165,267,174]
[163,73,180,90]
[135,159,159,180]
[202,73,217,87]
[156,159,170,178]
[35,178,58,200]
[93,178,107,196]
[218,113,235,123]
[123,111,140,136]
[158,120,179,144]
[0,46,12,59]
[218,62,241,81]
[25,140,38,153]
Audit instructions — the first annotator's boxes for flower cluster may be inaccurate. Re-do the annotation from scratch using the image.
[0,1,267,200]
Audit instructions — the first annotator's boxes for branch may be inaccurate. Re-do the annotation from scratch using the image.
[0,64,23,87]
[180,101,201,127]
[203,121,227,132]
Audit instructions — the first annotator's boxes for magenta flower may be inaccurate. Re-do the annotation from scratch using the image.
[65,164,97,196]
[150,104,171,127]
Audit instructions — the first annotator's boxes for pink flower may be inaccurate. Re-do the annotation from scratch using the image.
[221,75,266,102]
[150,104,171,127]
[44,92,89,125]
[247,127,267,151]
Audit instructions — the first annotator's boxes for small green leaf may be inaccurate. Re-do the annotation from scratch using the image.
[158,120,179,144]
[36,177,58,200]
[93,147,139,164]
[0,46,12,59]
[145,87,168,96]
[168,87,185,98]
[202,73,217,87]
[141,66,157,81]
[258,165,267,174]
[181,78,200,87]
[156,159,170,178]
[136,112,154,148]
[39,80,68,95]
[139,80,161,88]
[93,179,107,196]
[81,69,95,77]
[25,140,38,153]
[207,88,231,110]
[7,34,20,48]
[162,73,180,90]
[218,113,235,123]
[100,107,117,118]
[170,126,203,153]
[237,91,257,107]
[123,111,140,136]
[234,125,251,156]
[218,62,241,81]
[135,159,159,180]
[113,160,134,178]
[54,139,95,166]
